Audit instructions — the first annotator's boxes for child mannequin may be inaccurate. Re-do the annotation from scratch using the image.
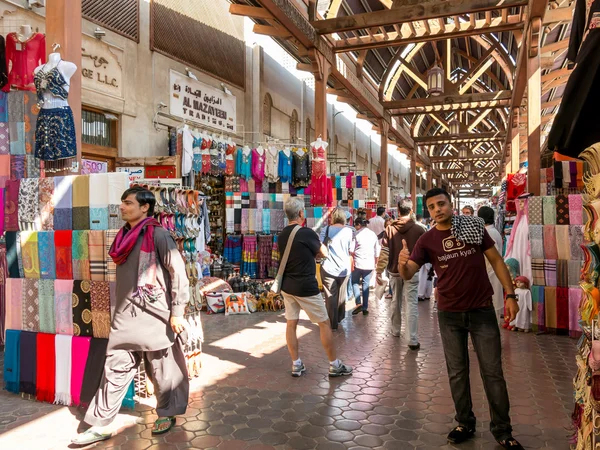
[509,276,532,332]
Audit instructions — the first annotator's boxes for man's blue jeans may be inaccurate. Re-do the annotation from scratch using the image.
[351,269,372,311]
[438,306,512,440]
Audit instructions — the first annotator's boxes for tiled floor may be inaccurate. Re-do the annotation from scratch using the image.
[0,295,576,450]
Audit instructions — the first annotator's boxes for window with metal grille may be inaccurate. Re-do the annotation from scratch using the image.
[83,0,139,42]
[82,109,117,148]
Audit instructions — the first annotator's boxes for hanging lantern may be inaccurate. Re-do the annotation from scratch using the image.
[448,118,460,137]
[464,161,472,172]
[458,145,468,159]
[468,172,475,182]
[427,63,444,96]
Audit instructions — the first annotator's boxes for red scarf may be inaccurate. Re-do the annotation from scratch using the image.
[109,217,162,302]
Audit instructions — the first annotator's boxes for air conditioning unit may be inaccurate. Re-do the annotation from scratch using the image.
[29,0,45,7]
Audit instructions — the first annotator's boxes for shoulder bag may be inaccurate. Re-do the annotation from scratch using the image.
[270,225,301,294]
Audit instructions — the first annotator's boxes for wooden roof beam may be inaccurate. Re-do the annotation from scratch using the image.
[415,132,506,145]
[431,155,500,162]
[252,24,292,38]
[229,4,274,20]
[543,5,574,24]
[384,91,512,114]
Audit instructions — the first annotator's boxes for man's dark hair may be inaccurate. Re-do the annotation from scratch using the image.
[354,218,369,228]
[477,206,495,225]
[121,186,156,217]
[424,188,452,205]
[376,206,386,216]
[398,199,413,217]
[416,214,423,221]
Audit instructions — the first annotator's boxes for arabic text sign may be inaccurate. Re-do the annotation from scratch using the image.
[169,70,236,133]
[81,35,123,98]
[81,159,108,174]
[116,167,145,183]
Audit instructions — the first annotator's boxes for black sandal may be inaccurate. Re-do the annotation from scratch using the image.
[151,417,176,435]
[497,437,525,450]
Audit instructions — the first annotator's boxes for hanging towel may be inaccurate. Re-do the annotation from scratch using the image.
[527,196,543,225]
[529,225,544,259]
[531,259,545,286]
[532,285,545,332]
[71,336,91,407]
[38,177,54,230]
[543,225,558,260]
[556,287,569,331]
[38,231,56,279]
[88,231,106,281]
[72,280,94,337]
[544,260,557,287]
[544,287,557,329]
[53,175,73,230]
[54,230,73,279]
[38,279,55,334]
[105,230,118,282]
[80,338,109,407]
[569,194,583,225]
[55,279,74,335]
[90,281,111,339]
[555,195,569,225]
[555,225,571,260]
[54,334,72,405]
[6,231,19,278]
[107,172,128,230]
[4,329,20,393]
[20,231,39,278]
[36,332,56,403]
[72,175,90,230]
[570,225,585,261]
[542,196,556,225]
[569,288,582,337]
[4,179,19,231]
[569,260,583,287]
[89,173,109,230]
[72,230,91,280]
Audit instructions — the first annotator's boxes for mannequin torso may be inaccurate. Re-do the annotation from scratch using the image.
[34,53,77,109]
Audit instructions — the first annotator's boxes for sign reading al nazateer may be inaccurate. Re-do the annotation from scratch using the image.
[169,70,236,133]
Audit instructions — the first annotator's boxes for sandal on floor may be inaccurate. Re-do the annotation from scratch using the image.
[151,417,176,435]
[71,429,112,446]
[497,437,525,450]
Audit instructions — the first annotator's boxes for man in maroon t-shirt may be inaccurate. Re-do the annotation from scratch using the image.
[398,188,523,450]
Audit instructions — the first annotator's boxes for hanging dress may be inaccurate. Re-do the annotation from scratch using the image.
[310,144,328,205]
[236,147,252,179]
[504,197,532,286]
[278,149,292,183]
[265,146,279,183]
[225,143,236,176]
[292,148,311,188]
[251,147,266,183]
[4,33,46,92]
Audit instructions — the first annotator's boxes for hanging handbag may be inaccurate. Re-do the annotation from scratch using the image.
[271,225,301,294]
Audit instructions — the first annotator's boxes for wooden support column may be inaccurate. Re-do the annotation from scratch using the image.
[511,108,520,173]
[410,151,417,212]
[380,120,389,206]
[46,0,82,172]
[426,169,433,191]
[309,49,331,141]
[527,18,542,196]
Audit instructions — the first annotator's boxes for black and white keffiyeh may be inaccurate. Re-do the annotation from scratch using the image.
[451,215,485,245]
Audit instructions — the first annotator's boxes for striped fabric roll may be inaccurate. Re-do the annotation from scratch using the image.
[544,260,557,287]
[105,230,118,283]
[531,259,545,286]
[88,231,106,281]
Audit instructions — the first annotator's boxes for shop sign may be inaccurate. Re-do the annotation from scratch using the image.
[169,70,236,133]
[145,165,177,179]
[81,159,108,174]
[81,35,123,98]
[116,166,145,182]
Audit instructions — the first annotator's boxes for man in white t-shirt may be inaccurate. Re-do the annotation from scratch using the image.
[367,207,386,241]
[350,219,381,315]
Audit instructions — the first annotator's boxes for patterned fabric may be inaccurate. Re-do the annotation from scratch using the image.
[269,235,279,278]
[531,285,545,332]
[72,280,93,337]
[570,225,585,261]
[569,194,583,225]
[72,230,91,280]
[16,231,23,277]
[542,196,556,225]
[26,155,40,178]
[90,281,111,339]
[4,179,19,231]
[38,231,56,279]
[542,225,558,260]
[105,230,118,282]
[38,279,55,334]
[450,215,485,245]
[88,230,106,281]
[21,278,39,331]
[555,195,569,225]
[54,279,74,335]
[34,106,77,161]
[18,178,39,230]
[529,225,544,259]
[21,231,39,278]
[0,122,9,154]
[556,260,569,288]
[5,278,22,330]
[241,235,258,279]
[544,260,557,287]
[568,260,582,288]
[38,177,54,230]
[9,121,24,155]
[23,91,38,155]
[0,246,5,342]
[258,234,273,279]
[54,230,73,279]
[223,235,242,264]
[9,154,25,180]
[555,225,571,260]
[531,259,545,286]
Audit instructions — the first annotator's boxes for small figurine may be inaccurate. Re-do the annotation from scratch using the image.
[509,276,532,332]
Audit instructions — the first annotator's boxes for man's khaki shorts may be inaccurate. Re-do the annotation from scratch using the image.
[281,291,329,324]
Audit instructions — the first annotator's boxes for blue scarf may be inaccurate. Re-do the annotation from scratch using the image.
[4,330,21,393]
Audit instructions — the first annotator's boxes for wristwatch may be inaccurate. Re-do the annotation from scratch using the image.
[506,294,518,300]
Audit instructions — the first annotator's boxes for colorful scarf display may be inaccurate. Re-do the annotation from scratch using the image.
[89,173,109,230]
[19,330,36,395]
[4,179,19,231]
[109,217,162,302]
[38,177,54,230]
[542,196,556,225]
[36,332,56,403]
[90,281,111,339]
[18,178,39,230]
[241,234,258,279]
[570,225,585,261]
[556,287,569,331]
[88,230,106,281]
[70,336,91,406]
[38,279,55,334]
[569,260,582,287]
[21,278,39,332]
[527,196,543,225]
[54,279,74,335]
[569,288,582,337]
[529,225,544,259]
[72,230,91,280]
[6,231,19,278]
[72,175,90,230]
[38,231,56,279]
[107,172,128,230]
[542,225,558,260]
[21,231,39,278]
[555,225,571,260]
[569,194,583,225]
[555,195,569,225]
[80,338,108,407]
[53,175,73,230]
[10,154,25,180]
[544,287,557,329]
[531,259,545,286]
[4,329,20,393]
[5,278,22,330]
[105,230,118,282]
[72,280,93,337]
[556,260,569,288]
[54,230,73,279]
[544,260,557,287]
[531,285,545,332]
[54,334,72,405]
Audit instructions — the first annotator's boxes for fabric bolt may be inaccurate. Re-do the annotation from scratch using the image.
[37,178,54,231]
[569,194,583,225]
[72,175,90,230]
[10,155,25,180]
[5,278,22,331]
[72,280,93,337]
[38,231,56,279]
[555,195,569,225]
[544,260,557,287]
[9,121,24,155]
[568,260,582,287]
[0,122,9,154]
[20,231,39,278]
[72,230,91,280]
[531,285,545,332]
[531,259,545,286]
[570,225,585,261]
[4,179,19,231]
[19,330,37,395]
[54,279,74,335]
[26,155,40,178]
[90,281,111,339]
[105,230,118,282]
[18,178,39,230]
[542,196,556,225]
[79,338,109,407]
[543,225,559,260]
[54,230,73,279]
[555,225,571,260]
[556,287,569,331]
[107,172,128,230]
[89,173,109,230]
[4,329,20,393]
[21,278,39,332]
[54,334,72,405]
[241,235,258,279]
[569,288,582,336]
[71,336,92,407]
[544,287,557,329]
[529,225,544,259]
[6,231,19,278]
[53,175,73,230]
[36,332,56,403]
[556,260,569,288]
[38,279,55,334]
[88,231,106,281]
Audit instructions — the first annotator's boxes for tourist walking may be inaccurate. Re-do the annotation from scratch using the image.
[350,218,380,316]
[367,206,386,241]
[398,187,524,450]
[320,208,353,330]
[72,187,190,446]
[277,198,352,377]
[376,200,425,349]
